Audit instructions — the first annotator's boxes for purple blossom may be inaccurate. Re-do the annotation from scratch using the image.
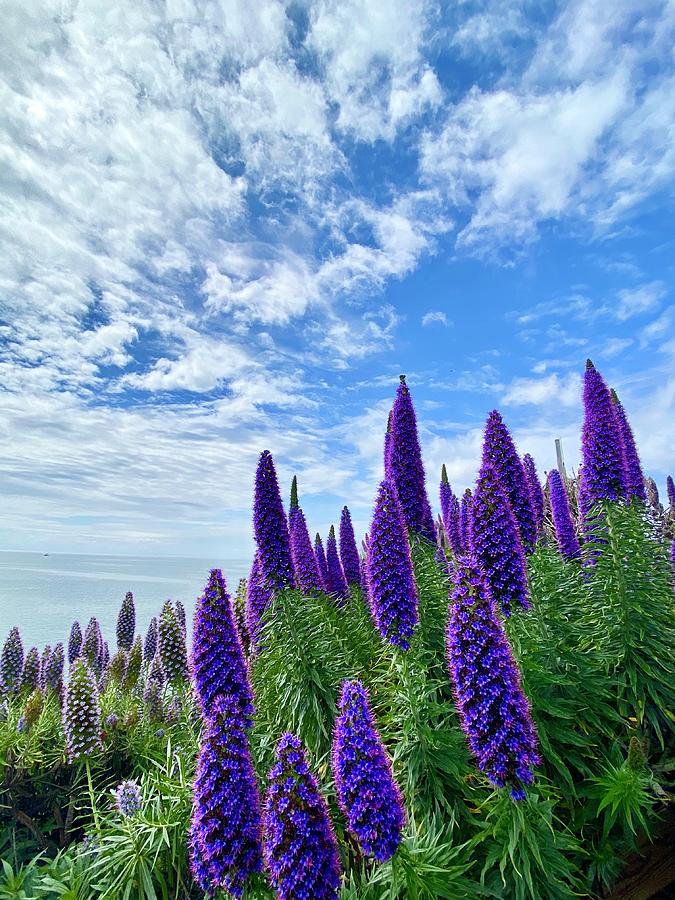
[610,389,646,501]
[332,680,404,862]
[46,643,64,693]
[383,409,393,481]
[470,463,530,616]
[522,454,545,538]
[314,533,329,590]
[388,376,436,541]
[326,525,349,600]
[445,493,463,557]
[645,477,661,514]
[175,601,187,636]
[667,476,675,511]
[482,411,537,552]
[366,480,419,650]
[548,470,581,561]
[253,450,295,592]
[190,694,264,898]
[246,553,273,651]
[580,360,626,514]
[123,637,142,691]
[63,659,102,762]
[1,627,24,696]
[40,645,52,691]
[166,694,182,724]
[143,617,158,663]
[191,569,254,724]
[339,506,362,589]
[144,676,163,721]
[440,464,453,534]
[446,556,540,799]
[116,592,136,651]
[158,601,188,684]
[101,641,110,673]
[105,712,118,730]
[22,647,40,694]
[289,504,323,594]
[82,618,103,676]
[459,489,473,555]
[68,621,82,665]
[263,733,341,900]
[232,579,251,657]
[108,649,127,685]
[114,780,142,817]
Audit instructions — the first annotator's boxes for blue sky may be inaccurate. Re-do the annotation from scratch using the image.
[2,0,674,559]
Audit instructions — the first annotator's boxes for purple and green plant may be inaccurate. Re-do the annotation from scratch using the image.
[253,450,295,592]
[143,617,158,663]
[522,453,545,538]
[68,621,82,665]
[610,389,646,501]
[158,600,188,685]
[246,553,273,652]
[326,524,349,600]
[63,658,102,762]
[289,479,323,594]
[548,469,581,561]
[315,533,329,591]
[580,361,627,516]
[339,505,362,589]
[21,647,40,695]
[1,627,24,697]
[116,591,135,651]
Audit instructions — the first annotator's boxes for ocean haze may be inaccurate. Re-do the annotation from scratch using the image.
[0,551,249,650]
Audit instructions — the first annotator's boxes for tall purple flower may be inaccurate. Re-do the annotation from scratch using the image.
[482,410,537,552]
[246,553,273,651]
[40,646,52,690]
[332,680,404,862]
[143,617,158,663]
[190,694,263,898]
[460,489,473,554]
[253,450,295,592]
[667,476,675,511]
[114,781,142,818]
[68,621,82,665]
[82,618,103,676]
[580,360,626,514]
[470,463,530,616]
[22,647,40,694]
[123,637,142,691]
[63,659,102,762]
[446,556,540,799]
[158,601,188,684]
[610,389,646,501]
[263,733,341,900]
[116,591,136,651]
[645,477,661,514]
[1,627,24,696]
[445,493,463,557]
[45,643,65,696]
[339,506,362,589]
[314,534,329,590]
[366,480,419,650]
[548,470,581,561]
[175,600,187,636]
[289,485,323,594]
[522,454,545,538]
[326,525,349,600]
[383,410,393,480]
[439,464,453,534]
[388,376,436,541]
[191,569,253,724]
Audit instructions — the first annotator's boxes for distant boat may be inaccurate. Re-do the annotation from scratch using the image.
[43,553,49,556]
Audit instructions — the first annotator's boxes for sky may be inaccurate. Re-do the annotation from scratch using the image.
[1,0,674,560]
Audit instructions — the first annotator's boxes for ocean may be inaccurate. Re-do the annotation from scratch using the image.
[0,551,249,651]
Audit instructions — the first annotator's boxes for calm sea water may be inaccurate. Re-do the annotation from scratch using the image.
[0,552,249,651]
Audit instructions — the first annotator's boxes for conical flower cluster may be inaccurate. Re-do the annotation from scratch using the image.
[190,694,263,898]
[82,618,103,676]
[191,569,254,724]
[158,601,188,684]
[332,680,404,862]
[40,646,52,690]
[366,480,419,650]
[339,506,362,589]
[439,464,453,532]
[460,489,473,554]
[114,780,142,818]
[610,389,646,501]
[116,592,136,651]
[264,733,341,900]
[522,454,545,537]
[246,554,273,651]
[21,647,40,694]
[482,411,537,552]
[470,464,530,616]
[63,659,102,762]
[446,493,463,557]
[68,621,82,665]
[143,617,158,663]
[548,470,580,561]
[388,376,435,540]
[123,637,142,691]
[253,450,295,592]
[45,643,64,696]
[580,361,626,513]
[315,533,329,590]
[289,486,323,594]
[446,557,540,799]
[667,475,675,511]
[326,525,349,600]
[1,627,24,696]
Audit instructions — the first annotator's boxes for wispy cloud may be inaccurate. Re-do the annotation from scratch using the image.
[421,310,450,327]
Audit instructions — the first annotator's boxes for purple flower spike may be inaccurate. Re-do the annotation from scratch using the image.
[610,389,646,501]
[246,553,273,651]
[143,617,158,663]
[45,643,65,696]
[446,556,540,799]
[482,411,537,552]
[366,480,419,650]
[339,506,362,589]
[82,618,103,676]
[289,486,323,594]
[522,454,545,538]
[459,489,473,554]
[175,600,187,636]
[116,592,136,651]
[40,645,52,691]
[191,569,254,724]
[22,647,40,694]
[645,477,660,514]
[264,733,342,900]
[333,680,404,862]
[667,476,675,511]
[383,409,394,481]
[548,470,581,561]
[446,493,463,557]
[158,601,188,684]
[114,780,142,817]
[68,622,82,665]
[253,450,295,593]
[326,525,349,600]
[190,694,264,898]
[315,533,329,591]
[1,627,24,697]
[580,361,626,513]
[63,658,102,762]
[440,464,454,533]
[388,376,436,541]
[470,464,530,616]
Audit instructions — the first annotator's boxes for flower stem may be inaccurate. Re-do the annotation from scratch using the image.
[85,758,100,833]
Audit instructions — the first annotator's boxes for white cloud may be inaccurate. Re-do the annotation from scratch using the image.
[615,281,667,320]
[502,373,582,408]
[422,310,449,327]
